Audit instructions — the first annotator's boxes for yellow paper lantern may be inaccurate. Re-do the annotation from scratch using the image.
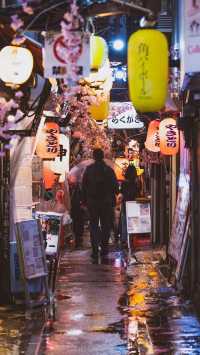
[89,94,110,121]
[90,35,108,70]
[159,118,179,155]
[145,120,160,152]
[0,46,33,85]
[128,29,168,112]
[86,59,113,93]
[36,122,60,159]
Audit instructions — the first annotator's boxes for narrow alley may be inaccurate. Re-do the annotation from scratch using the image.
[1,240,200,354]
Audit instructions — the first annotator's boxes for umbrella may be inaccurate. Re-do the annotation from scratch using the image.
[68,159,115,183]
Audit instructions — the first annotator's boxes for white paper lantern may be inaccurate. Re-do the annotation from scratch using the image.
[0,46,33,85]
[51,134,70,175]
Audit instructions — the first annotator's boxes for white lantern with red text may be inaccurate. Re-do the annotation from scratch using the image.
[0,46,33,85]
[145,120,160,152]
[159,118,179,155]
[36,122,60,159]
[50,134,70,175]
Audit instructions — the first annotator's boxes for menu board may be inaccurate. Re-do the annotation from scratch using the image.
[168,174,190,262]
[16,220,47,280]
[126,201,151,234]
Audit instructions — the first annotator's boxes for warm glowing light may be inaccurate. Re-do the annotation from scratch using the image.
[43,161,57,189]
[50,134,70,175]
[114,158,129,181]
[159,118,179,155]
[89,94,110,121]
[145,120,160,152]
[90,35,108,70]
[86,59,113,93]
[36,122,60,159]
[0,46,33,85]
[128,29,168,112]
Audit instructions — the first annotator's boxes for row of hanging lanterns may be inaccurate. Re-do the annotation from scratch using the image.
[145,118,179,155]
[0,28,168,113]
[90,29,169,121]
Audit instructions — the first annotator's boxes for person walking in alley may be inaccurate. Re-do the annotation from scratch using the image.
[82,148,119,259]
[68,175,85,249]
[120,165,139,245]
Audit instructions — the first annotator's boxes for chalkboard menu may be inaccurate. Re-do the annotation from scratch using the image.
[16,220,48,280]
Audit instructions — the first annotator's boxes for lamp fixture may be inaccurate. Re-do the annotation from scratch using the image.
[0,46,34,86]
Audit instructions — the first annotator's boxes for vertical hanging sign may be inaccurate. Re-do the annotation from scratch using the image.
[44,32,90,79]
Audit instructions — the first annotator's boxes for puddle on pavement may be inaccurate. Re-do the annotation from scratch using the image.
[89,256,200,354]
[31,249,200,354]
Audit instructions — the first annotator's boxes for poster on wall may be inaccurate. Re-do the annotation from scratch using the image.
[126,201,151,234]
[16,220,48,280]
[168,174,190,262]
[180,0,200,85]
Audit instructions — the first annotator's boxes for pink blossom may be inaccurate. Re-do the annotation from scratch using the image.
[22,5,34,15]
[12,35,26,45]
[10,15,24,31]
[15,91,24,98]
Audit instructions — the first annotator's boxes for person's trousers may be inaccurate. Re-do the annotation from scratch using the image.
[72,209,84,246]
[88,202,113,254]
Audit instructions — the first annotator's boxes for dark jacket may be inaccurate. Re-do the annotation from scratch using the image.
[121,180,139,202]
[82,161,119,207]
[70,184,83,218]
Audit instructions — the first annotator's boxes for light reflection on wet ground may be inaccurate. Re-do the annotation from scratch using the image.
[0,305,45,354]
[1,245,200,354]
[39,246,200,354]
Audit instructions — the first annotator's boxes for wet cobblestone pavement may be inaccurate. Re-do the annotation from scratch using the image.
[1,245,200,354]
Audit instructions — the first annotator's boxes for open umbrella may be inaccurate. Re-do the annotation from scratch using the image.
[68,159,115,183]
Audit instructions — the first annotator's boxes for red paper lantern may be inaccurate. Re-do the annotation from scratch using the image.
[43,161,57,189]
[145,120,160,152]
[36,122,60,159]
[159,118,179,155]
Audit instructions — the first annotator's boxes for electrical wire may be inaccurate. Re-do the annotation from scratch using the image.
[21,0,70,34]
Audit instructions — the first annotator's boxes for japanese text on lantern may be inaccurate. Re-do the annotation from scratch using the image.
[138,43,149,97]
[46,128,59,154]
[166,124,177,148]
[154,131,160,148]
